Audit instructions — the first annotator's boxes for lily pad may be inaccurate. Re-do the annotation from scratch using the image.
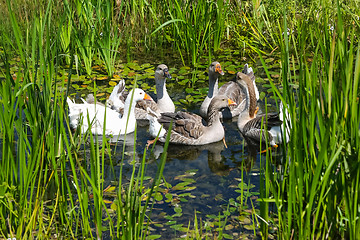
[109,81,117,86]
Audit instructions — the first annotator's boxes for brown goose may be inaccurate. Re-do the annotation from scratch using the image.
[147,95,236,146]
[236,72,286,147]
[200,62,259,119]
[106,64,174,120]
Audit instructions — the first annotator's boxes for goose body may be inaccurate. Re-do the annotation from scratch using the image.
[106,64,174,120]
[200,62,259,119]
[148,95,236,146]
[236,72,289,146]
[67,88,151,135]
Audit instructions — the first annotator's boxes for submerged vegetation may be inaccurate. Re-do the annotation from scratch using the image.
[0,0,359,239]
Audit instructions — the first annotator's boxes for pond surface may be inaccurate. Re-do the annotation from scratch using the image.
[71,53,284,239]
[1,49,284,238]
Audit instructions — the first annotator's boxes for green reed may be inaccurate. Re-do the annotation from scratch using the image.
[0,1,168,238]
[151,0,230,66]
[1,0,238,69]
[257,1,360,238]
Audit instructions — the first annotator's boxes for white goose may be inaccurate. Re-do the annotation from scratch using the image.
[236,72,290,147]
[106,64,174,120]
[67,88,151,135]
[200,62,259,119]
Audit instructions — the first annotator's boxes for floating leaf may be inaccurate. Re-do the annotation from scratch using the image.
[154,192,163,201]
[104,186,116,192]
[109,81,117,86]
[174,206,182,213]
[244,224,255,230]
[172,212,182,217]
[170,224,183,230]
[164,215,174,220]
[173,182,192,190]
[97,76,108,81]
[238,215,251,224]
[185,88,193,93]
[111,203,117,210]
[179,198,188,202]
[147,235,161,239]
[215,194,223,201]
[223,233,233,239]
[141,63,152,68]
[165,221,176,225]
[260,92,266,100]
[265,57,275,63]
[165,193,173,202]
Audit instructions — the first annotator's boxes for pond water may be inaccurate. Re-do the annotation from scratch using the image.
[1,49,285,238]
[71,53,284,239]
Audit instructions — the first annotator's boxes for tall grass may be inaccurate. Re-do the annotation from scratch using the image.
[151,0,232,66]
[257,1,360,238]
[0,0,167,238]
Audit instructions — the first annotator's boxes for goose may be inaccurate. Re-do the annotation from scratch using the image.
[199,61,224,117]
[147,95,236,146]
[106,64,174,120]
[200,62,259,119]
[236,72,289,147]
[67,88,151,135]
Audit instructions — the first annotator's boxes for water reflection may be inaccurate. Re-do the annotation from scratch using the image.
[149,141,235,176]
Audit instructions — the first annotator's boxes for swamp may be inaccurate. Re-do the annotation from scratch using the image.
[0,0,359,239]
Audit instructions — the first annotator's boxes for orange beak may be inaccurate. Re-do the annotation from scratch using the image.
[144,93,152,101]
[228,98,237,106]
[215,64,224,75]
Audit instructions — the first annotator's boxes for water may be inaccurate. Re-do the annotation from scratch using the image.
[68,54,285,238]
[90,92,281,239]
[1,50,284,238]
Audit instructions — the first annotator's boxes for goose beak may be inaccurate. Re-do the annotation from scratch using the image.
[215,64,224,75]
[228,99,237,106]
[144,93,152,101]
[164,69,172,79]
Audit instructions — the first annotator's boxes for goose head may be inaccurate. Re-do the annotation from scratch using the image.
[126,88,152,104]
[155,64,172,81]
[208,61,224,78]
[208,95,237,113]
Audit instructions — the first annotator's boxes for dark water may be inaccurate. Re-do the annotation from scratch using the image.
[94,94,282,239]
[70,55,285,238]
[1,51,284,238]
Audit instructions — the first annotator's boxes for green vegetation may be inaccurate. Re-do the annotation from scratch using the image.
[0,0,359,239]
[258,3,360,238]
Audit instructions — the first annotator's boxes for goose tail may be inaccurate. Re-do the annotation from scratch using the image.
[107,79,126,110]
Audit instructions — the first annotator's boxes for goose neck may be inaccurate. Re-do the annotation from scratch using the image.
[208,74,219,98]
[244,78,257,118]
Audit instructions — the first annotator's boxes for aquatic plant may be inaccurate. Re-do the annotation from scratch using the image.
[0,1,168,239]
[257,2,360,239]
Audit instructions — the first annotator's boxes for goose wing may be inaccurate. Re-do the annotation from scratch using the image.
[158,111,205,139]
[218,81,246,111]
[243,112,282,132]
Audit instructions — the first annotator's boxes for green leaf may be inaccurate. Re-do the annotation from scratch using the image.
[147,235,162,239]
